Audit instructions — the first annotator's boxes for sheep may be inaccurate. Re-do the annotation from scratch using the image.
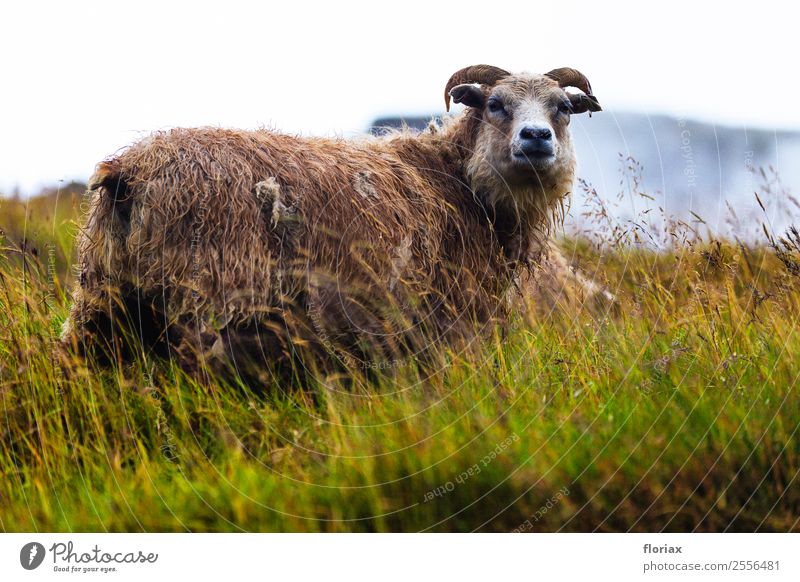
[61,64,603,381]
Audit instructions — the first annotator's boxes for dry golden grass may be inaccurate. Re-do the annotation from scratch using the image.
[0,177,798,532]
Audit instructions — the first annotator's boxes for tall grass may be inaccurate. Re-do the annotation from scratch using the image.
[0,177,798,532]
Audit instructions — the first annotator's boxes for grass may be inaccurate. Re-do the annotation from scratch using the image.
[0,181,798,532]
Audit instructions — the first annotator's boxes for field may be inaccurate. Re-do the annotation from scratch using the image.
[0,180,798,533]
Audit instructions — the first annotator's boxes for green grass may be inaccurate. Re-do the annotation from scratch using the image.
[0,188,798,532]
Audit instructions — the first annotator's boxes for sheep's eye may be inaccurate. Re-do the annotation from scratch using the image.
[487,98,506,115]
[557,100,572,115]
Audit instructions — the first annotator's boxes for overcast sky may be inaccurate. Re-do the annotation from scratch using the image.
[1,0,796,194]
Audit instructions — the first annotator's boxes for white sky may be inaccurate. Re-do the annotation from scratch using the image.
[1,0,797,194]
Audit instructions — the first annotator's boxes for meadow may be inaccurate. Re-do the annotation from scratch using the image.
[0,176,798,532]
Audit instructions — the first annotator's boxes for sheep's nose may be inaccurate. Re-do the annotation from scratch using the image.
[519,126,552,141]
[516,126,554,157]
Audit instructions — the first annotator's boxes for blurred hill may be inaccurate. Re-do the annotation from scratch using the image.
[371,113,800,241]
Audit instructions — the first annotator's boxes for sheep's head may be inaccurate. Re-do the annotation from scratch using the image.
[445,65,600,215]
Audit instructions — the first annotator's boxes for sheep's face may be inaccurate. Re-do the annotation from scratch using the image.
[489,75,573,173]
[467,75,577,178]
[450,72,597,212]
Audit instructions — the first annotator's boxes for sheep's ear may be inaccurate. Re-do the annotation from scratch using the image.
[449,84,486,109]
[568,92,602,115]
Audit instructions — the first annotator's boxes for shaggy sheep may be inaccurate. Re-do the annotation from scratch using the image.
[62,64,602,380]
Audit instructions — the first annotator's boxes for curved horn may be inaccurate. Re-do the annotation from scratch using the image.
[444,65,510,111]
[545,67,601,112]
[545,67,594,95]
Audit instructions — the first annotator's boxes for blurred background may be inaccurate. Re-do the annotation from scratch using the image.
[2,0,797,239]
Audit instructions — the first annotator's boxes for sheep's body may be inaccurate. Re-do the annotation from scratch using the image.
[63,67,604,379]
[65,121,515,372]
